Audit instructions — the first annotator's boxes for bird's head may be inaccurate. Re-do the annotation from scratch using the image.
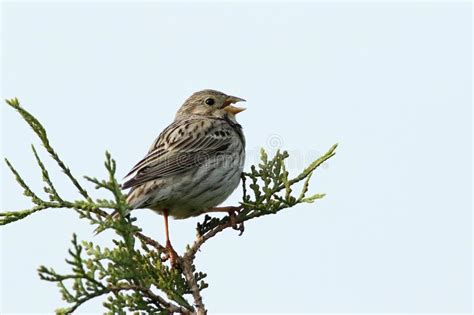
[175,89,246,120]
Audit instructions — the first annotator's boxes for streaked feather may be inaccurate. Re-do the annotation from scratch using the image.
[122,116,239,189]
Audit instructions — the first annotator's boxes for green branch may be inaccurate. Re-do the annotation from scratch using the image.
[2,98,337,314]
[6,98,91,201]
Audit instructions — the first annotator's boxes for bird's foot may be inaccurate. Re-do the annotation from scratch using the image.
[204,205,245,235]
[227,206,244,236]
[161,241,179,268]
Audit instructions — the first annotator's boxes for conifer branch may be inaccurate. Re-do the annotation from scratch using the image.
[2,99,337,314]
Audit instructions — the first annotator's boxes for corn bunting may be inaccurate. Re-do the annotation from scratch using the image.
[122,89,246,262]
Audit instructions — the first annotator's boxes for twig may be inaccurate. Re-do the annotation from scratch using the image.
[179,257,206,315]
[110,284,191,314]
[180,214,241,314]
[136,231,166,252]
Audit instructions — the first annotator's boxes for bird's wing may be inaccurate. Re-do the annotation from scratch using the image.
[122,118,234,189]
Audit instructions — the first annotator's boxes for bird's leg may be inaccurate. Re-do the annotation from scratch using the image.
[206,206,244,234]
[163,209,178,266]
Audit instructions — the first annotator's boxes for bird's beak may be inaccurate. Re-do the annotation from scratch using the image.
[223,95,246,115]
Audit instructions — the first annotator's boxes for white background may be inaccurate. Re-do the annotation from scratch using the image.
[1,1,472,313]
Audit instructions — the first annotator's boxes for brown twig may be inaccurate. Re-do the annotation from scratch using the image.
[179,256,206,315]
[109,284,191,314]
[179,211,244,314]
[135,231,167,252]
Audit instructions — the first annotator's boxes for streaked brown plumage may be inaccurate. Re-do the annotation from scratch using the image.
[123,89,246,263]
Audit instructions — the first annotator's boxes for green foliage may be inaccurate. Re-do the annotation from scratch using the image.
[1,98,337,314]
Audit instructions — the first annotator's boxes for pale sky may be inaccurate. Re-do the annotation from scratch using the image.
[1,1,472,313]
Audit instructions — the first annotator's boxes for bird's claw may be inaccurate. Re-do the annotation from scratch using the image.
[228,206,245,236]
[160,241,179,268]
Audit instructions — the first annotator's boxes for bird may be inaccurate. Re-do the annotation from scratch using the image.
[122,89,246,263]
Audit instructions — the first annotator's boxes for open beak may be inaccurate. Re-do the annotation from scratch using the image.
[223,95,246,115]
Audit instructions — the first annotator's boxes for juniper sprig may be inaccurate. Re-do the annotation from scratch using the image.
[1,98,337,314]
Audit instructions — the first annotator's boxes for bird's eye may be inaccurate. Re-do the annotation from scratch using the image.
[205,98,215,106]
